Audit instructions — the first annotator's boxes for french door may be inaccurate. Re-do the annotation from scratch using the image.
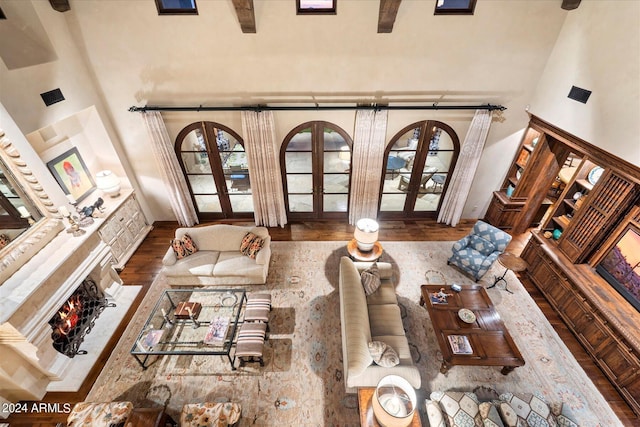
[280,121,352,220]
[175,121,253,220]
[378,121,459,218]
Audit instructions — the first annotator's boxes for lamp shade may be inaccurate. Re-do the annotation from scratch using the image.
[95,170,121,198]
[372,375,417,427]
[354,218,379,252]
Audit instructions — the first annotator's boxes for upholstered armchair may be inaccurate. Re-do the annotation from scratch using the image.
[180,402,241,427]
[447,220,512,281]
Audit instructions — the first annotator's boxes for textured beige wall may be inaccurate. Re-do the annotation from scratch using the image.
[3,0,612,222]
[530,0,640,165]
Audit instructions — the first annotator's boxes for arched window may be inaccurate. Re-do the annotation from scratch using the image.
[280,121,352,220]
[175,121,253,220]
[379,121,459,218]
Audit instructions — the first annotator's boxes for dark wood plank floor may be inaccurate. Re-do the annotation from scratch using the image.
[6,220,637,426]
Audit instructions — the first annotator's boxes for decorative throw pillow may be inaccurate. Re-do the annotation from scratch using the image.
[479,402,505,427]
[469,235,497,255]
[171,234,198,260]
[425,399,447,427]
[430,391,483,427]
[360,263,381,295]
[498,393,556,427]
[368,341,399,367]
[0,234,10,249]
[240,232,264,259]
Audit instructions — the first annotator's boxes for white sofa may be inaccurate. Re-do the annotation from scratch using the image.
[162,224,271,286]
[338,256,421,393]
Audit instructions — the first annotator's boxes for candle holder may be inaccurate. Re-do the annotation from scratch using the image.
[59,206,86,237]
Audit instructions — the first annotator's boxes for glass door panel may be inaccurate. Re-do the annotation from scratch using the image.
[282,122,351,219]
[380,121,459,218]
[176,122,252,220]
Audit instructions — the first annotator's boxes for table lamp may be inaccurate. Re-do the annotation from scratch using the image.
[354,218,379,252]
[372,375,417,427]
[95,170,121,198]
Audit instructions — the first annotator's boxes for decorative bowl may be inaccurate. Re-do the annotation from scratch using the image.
[458,308,476,324]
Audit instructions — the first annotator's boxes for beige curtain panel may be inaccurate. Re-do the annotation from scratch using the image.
[142,111,199,227]
[348,109,388,225]
[438,109,493,226]
[241,110,288,227]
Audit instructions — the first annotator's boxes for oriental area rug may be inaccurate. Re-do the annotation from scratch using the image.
[87,241,622,426]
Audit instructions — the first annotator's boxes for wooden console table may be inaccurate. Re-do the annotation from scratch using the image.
[128,407,176,427]
[357,387,421,427]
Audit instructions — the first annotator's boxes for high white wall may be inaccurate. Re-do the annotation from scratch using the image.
[529,0,640,165]
[4,0,612,223]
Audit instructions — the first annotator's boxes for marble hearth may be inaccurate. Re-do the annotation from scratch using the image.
[0,220,140,419]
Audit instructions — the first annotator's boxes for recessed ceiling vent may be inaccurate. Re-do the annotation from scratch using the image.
[568,86,591,104]
[40,88,65,106]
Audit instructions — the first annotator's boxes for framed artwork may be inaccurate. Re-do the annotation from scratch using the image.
[297,0,336,15]
[47,147,96,203]
[434,0,477,15]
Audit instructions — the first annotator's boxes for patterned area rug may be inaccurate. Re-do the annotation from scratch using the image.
[87,241,622,426]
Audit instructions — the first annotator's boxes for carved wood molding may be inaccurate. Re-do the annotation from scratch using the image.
[232,0,257,33]
[378,0,402,33]
[0,129,64,282]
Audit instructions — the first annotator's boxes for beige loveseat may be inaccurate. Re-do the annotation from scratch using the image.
[338,256,421,393]
[162,224,271,285]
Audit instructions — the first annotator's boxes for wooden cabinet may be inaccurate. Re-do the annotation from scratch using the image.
[98,190,152,270]
[522,233,640,416]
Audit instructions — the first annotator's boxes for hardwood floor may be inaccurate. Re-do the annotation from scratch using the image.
[6,220,638,426]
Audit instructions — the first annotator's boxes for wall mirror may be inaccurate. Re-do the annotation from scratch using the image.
[0,129,64,285]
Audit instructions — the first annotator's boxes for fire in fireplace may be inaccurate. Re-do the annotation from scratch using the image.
[48,279,115,358]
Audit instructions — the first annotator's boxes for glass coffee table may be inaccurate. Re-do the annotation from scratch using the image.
[131,288,246,370]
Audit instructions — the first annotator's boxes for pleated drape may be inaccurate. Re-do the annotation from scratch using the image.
[141,111,198,226]
[348,110,388,225]
[241,111,288,227]
[437,109,493,226]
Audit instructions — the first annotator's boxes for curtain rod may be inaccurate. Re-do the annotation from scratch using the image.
[128,103,506,113]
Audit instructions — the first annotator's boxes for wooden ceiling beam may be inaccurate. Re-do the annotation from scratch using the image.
[378,0,402,33]
[232,0,256,33]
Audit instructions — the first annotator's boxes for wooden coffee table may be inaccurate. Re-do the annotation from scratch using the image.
[419,284,524,375]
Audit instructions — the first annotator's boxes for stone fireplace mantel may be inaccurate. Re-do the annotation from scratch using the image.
[0,205,140,418]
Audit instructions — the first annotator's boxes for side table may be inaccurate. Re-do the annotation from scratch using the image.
[347,239,383,262]
[487,252,528,294]
[358,387,421,427]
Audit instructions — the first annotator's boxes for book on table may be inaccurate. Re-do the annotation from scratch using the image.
[448,335,473,355]
[139,329,164,351]
[204,317,229,345]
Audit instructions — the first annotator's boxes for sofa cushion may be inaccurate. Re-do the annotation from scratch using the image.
[497,393,555,427]
[240,232,265,259]
[163,251,219,277]
[368,341,399,367]
[176,224,268,252]
[213,252,266,279]
[361,263,381,296]
[469,234,496,256]
[368,304,405,336]
[430,391,482,427]
[366,281,398,305]
[339,257,373,377]
[479,402,505,427]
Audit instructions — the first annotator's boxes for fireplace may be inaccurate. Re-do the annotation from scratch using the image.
[48,279,115,358]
